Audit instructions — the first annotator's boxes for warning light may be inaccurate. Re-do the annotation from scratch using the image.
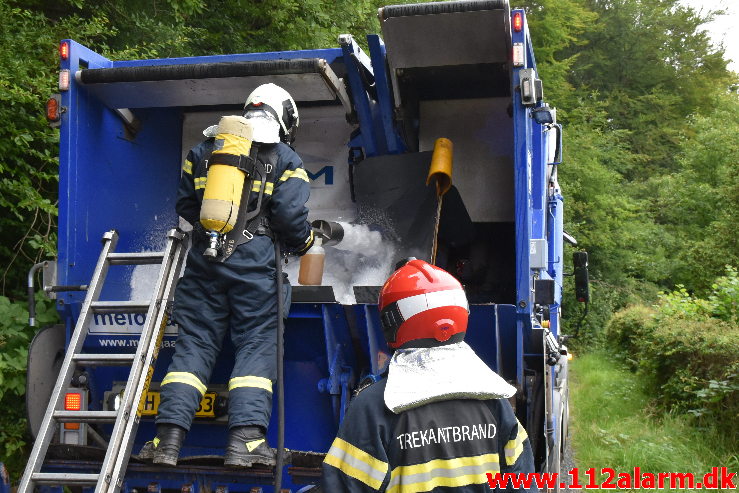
[60,42,70,61]
[513,12,523,32]
[65,392,82,411]
[59,69,70,91]
[567,352,574,361]
[46,97,61,122]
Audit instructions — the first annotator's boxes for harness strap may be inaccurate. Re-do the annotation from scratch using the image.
[217,145,278,261]
[210,152,260,176]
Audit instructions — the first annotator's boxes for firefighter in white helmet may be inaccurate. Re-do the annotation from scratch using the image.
[322,259,537,492]
[140,83,315,467]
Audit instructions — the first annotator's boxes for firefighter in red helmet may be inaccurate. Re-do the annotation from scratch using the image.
[322,259,537,492]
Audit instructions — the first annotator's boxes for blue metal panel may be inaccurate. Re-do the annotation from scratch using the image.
[547,193,565,338]
[512,9,533,383]
[57,40,112,327]
[340,36,382,157]
[358,304,390,376]
[465,305,499,373]
[58,41,183,323]
[367,35,406,154]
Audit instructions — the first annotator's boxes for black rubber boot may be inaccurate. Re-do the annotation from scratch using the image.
[137,424,186,466]
[223,426,276,468]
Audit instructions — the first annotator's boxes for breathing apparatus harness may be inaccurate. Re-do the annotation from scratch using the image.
[200,139,278,263]
[217,144,276,262]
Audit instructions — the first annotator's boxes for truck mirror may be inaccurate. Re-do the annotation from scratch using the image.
[573,251,589,303]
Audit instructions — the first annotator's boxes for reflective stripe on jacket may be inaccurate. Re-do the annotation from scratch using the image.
[322,378,537,492]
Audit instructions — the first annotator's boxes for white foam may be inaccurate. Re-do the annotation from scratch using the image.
[285,222,397,304]
[129,223,396,305]
[129,263,160,301]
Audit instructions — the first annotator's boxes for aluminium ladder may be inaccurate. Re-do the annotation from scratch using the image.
[19,228,187,493]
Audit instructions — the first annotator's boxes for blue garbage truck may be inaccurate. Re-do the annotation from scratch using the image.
[21,1,586,492]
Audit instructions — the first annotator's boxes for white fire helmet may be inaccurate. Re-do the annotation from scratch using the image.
[244,83,299,144]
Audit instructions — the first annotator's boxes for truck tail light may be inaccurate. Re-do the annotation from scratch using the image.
[64,392,82,430]
[513,12,523,32]
[46,96,61,122]
[59,69,70,91]
[60,41,70,61]
[65,392,82,410]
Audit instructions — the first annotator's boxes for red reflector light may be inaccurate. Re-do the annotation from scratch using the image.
[46,97,60,122]
[60,42,70,61]
[513,12,523,32]
[65,392,82,411]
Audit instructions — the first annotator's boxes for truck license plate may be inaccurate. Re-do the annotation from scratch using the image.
[139,391,217,418]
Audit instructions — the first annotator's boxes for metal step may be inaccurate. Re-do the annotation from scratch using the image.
[107,252,165,265]
[90,301,150,313]
[73,354,137,366]
[54,410,118,422]
[31,473,99,486]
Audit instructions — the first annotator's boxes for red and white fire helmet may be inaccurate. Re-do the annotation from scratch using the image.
[378,259,469,349]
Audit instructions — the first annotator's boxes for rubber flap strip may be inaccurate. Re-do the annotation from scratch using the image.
[78,58,324,85]
[380,0,508,20]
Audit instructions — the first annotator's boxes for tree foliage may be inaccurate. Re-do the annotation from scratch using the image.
[518,0,736,334]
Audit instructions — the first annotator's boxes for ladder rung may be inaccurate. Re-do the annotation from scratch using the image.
[90,301,150,313]
[73,353,136,365]
[107,252,165,265]
[54,410,118,422]
[32,473,99,486]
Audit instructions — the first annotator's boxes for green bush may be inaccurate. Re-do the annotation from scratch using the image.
[0,291,58,479]
[706,265,739,324]
[604,304,656,367]
[607,268,739,439]
[641,318,738,435]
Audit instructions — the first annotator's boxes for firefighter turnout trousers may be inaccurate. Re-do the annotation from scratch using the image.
[156,236,291,431]
[322,379,536,492]
[156,139,311,432]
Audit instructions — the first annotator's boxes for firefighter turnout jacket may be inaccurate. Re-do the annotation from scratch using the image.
[176,138,314,254]
[322,378,536,492]
[155,138,312,432]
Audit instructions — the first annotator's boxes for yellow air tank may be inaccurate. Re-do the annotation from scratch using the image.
[199,115,254,233]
